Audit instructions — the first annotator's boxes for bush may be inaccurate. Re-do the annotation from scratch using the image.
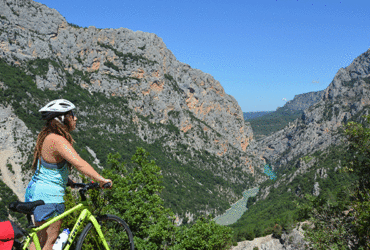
[272,224,282,238]
[174,214,234,250]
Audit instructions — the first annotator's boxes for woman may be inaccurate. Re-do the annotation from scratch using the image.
[25,99,112,250]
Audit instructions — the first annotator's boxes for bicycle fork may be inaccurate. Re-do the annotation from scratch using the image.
[63,209,110,250]
[89,215,110,250]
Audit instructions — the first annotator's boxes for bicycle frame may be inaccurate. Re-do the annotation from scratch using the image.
[22,200,110,250]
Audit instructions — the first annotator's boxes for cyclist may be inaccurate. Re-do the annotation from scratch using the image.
[25,99,113,250]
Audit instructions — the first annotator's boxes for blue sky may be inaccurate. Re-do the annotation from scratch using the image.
[36,0,370,112]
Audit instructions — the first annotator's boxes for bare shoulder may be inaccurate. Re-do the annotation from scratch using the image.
[48,133,67,142]
[48,134,83,166]
[47,134,72,149]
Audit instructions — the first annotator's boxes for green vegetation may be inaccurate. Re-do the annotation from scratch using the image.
[245,107,303,141]
[75,56,83,64]
[26,58,62,78]
[363,76,370,84]
[73,68,91,83]
[0,179,28,227]
[68,22,82,28]
[6,163,15,174]
[121,52,157,67]
[164,74,184,95]
[301,155,313,164]
[104,60,120,72]
[97,42,157,68]
[62,148,234,249]
[342,78,357,88]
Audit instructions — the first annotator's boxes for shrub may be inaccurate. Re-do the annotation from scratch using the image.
[272,224,282,238]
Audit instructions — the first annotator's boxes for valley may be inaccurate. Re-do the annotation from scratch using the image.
[1,0,370,248]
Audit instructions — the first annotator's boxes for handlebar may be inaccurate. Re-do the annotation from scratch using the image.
[70,181,112,201]
[72,181,112,189]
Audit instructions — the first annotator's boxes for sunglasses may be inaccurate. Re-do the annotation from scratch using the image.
[67,110,76,118]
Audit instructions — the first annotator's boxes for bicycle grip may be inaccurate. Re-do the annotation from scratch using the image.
[103,182,112,188]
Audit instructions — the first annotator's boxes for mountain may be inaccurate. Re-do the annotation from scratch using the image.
[0,0,267,226]
[243,111,274,120]
[244,90,325,141]
[279,90,325,112]
[243,90,324,121]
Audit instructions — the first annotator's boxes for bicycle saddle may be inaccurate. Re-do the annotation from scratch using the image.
[9,200,45,215]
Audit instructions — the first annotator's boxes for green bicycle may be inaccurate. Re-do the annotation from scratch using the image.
[9,182,135,250]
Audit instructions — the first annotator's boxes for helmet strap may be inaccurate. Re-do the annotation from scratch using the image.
[54,115,64,124]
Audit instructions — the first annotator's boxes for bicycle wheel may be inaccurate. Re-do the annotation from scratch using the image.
[75,214,134,250]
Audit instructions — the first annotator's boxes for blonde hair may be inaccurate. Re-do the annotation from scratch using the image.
[31,113,76,173]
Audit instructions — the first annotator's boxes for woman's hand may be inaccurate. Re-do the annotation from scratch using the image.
[99,178,113,189]
[67,177,76,188]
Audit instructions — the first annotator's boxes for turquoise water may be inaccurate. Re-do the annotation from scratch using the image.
[212,165,275,225]
[264,164,277,180]
[213,187,259,226]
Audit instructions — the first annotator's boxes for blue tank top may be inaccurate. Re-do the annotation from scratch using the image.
[25,156,69,204]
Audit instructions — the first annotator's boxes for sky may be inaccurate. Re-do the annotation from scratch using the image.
[35,0,370,112]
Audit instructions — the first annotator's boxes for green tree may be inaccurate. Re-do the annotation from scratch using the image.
[101,148,178,249]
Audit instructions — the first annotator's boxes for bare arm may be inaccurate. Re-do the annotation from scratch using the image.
[52,135,112,188]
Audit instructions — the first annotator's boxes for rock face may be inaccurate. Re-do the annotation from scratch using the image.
[281,90,325,111]
[230,221,312,250]
[0,105,34,201]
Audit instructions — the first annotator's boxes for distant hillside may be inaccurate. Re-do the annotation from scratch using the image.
[245,90,324,141]
[243,111,274,120]
[246,107,304,141]
[282,90,325,111]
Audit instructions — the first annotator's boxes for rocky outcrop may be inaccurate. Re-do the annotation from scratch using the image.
[230,221,313,250]
[0,104,34,201]
[281,90,325,111]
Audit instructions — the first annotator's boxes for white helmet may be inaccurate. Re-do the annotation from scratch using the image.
[39,99,76,124]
